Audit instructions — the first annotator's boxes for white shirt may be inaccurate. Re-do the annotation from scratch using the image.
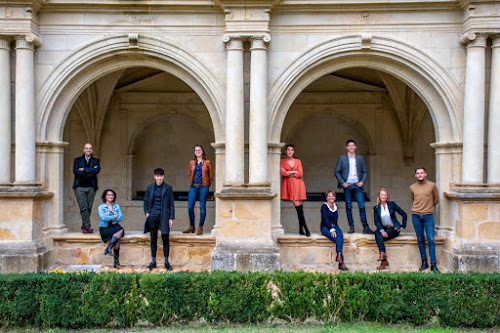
[380,204,393,228]
[346,154,359,184]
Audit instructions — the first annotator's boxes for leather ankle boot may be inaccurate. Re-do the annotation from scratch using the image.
[104,237,119,256]
[377,252,387,261]
[377,259,389,270]
[114,249,120,268]
[419,259,429,271]
[183,226,195,233]
[431,263,440,273]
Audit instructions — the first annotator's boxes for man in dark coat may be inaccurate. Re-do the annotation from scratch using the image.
[73,143,100,234]
[143,168,175,271]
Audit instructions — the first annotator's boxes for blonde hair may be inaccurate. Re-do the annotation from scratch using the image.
[376,188,390,206]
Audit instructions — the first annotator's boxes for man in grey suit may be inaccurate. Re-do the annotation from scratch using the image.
[335,139,374,234]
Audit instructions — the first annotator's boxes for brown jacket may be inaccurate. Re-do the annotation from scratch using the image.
[188,159,214,186]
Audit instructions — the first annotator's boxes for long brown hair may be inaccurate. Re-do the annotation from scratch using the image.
[193,144,207,161]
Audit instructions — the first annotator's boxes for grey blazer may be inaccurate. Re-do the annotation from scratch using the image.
[334,154,367,189]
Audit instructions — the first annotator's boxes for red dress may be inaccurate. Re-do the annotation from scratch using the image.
[280,158,307,201]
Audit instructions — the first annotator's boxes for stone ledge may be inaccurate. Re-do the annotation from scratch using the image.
[276,233,445,247]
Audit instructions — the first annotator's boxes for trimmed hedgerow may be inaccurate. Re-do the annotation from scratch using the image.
[0,271,498,329]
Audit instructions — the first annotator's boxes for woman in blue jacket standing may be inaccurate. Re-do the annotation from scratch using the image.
[373,188,407,270]
[320,191,348,271]
[98,189,124,268]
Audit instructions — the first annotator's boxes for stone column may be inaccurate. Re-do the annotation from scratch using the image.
[249,36,270,185]
[461,33,487,184]
[223,36,245,186]
[488,36,500,183]
[15,36,38,184]
[0,36,11,184]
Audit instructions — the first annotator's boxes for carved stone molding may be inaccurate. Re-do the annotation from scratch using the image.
[223,33,271,44]
[459,31,488,47]
[14,34,41,48]
[0,36,12,50]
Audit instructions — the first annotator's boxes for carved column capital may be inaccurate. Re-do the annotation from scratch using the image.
[223,35,244,50]
[0,36,12,50]
[14,34,41,49]
[460,31,488,47]
[491,35,500,48]
[249,35,271,50]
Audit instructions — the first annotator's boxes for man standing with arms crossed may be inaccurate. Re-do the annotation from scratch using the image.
[410,166,440,273]
[335,139,373,234]
[73,143,100,234]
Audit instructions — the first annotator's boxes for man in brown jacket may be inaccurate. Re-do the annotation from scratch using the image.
[410,166,440,273]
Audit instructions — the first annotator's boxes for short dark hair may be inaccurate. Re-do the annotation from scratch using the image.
[285,143,295,150]
[415,166,426,173]
[346,139,356,146]
[154,168,165,176]
[101,189,116,203]
[325,191,336,199]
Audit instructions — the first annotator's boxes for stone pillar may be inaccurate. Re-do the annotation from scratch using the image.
[0,36,11,184]
[223,36,245,186]
[269,143,285,235]
[488,36,500,183]
[249,36,270,185]
[126,155,135,201]
[14,36,39,185]
[461,33,487,184]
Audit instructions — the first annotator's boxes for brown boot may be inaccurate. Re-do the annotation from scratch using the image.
[338,262,349,271]
[377,252,387,261]
[377,259,389,270]
[336,252,349,271]
[183,226,195,233]
[196,226,203,235]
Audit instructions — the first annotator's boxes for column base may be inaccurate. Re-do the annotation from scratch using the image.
[0,240,50,273]
[211,239,280,272]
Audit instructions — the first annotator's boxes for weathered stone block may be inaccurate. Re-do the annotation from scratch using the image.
[218,201,233,219]
[299,246,331,265]
[455,219,477,240]
[478,222,500,240]
[220,220,259,237]
[462,203,489,222]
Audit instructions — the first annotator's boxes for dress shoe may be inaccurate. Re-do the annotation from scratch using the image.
[431,263,440,273]
[146,262,157,271]
[81,227,90,234]
[347,227,355,234]
[88,227,94,233]
[165,263,173,271]
[377,260,389,270]
[338,262,348,271]
[299,225,305,235]
[183,226,195,233]
[362,228,374,235]
[196,226,203,235]
[419,259,429,271]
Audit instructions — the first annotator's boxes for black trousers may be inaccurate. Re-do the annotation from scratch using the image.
[149,217,170,259]
[374,227,400,253]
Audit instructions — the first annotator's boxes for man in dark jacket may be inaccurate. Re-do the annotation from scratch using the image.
[143,168,175,271]
[73,143,100,234]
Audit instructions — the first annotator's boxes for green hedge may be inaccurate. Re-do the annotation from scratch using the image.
[0,271,498,328]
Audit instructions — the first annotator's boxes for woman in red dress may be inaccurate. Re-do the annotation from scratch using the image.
[280,144,310,236]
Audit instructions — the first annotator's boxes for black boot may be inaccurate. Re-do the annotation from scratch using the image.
[295,205,311,237]
[104,237,119,256]
[114,249,120,268]
[419,259,429,271]
[431,263,440,273]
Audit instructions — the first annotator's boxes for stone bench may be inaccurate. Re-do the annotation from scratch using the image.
[52,232,446,272]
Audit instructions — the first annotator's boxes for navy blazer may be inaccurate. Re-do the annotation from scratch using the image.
[143,182,175,234]
[373,201,407,231]
[72,154,100,190]
[334,154,367,189]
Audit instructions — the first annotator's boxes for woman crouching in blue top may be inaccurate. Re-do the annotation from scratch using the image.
[98,189,124,268]
[321,191,348,271]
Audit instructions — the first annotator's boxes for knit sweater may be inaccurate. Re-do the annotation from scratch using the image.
[409,179,439,214]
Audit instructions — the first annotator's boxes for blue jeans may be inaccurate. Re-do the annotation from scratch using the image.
[412,214,436,263]
[321,226,344,255]
[343,185,368,229]
[188,185,209,227]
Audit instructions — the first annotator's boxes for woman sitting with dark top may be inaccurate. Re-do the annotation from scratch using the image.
[98,189,124,268]
[320,191,348,271]
[373,188,407,270]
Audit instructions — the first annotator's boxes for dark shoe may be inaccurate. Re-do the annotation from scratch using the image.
[104,237,119,256]
[419,259,429,271]
[362,228,374,235]
[196,226,203,235]
[303,224,311,237]
[377,259,389,270]
[431,263,440,273]
[347,227,355,234]
[81,227,91,234]
[338,262,348,271]
[114,249,120,268]
[377,252,387,261]
[165,263,173,271]
[183,226,195,233]
[299,225,305,235]
[147,262,157,271]
[335,252,343,262]
[88,227,94,234]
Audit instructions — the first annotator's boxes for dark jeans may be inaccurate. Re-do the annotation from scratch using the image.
[321,226,344,254]
[74,186,96,229]
[374,227,400,253]
[187,185,209,227]
[148,217,170,259]
[343,185,368,229]
[412,214,436,263]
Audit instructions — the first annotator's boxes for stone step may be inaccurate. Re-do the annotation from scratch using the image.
[52,232,447,273]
